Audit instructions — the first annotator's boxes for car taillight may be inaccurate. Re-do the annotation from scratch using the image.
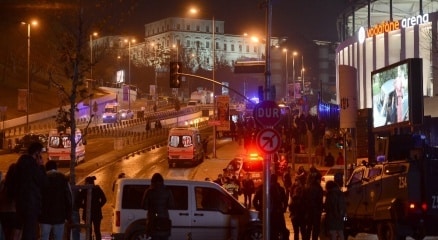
[408,201,428,213]
[116,211,120,227]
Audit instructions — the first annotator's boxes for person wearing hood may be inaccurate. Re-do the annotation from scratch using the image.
[142,173,174,240]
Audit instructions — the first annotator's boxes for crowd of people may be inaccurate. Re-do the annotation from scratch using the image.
[208,160,346,240]
[0,142,107,240]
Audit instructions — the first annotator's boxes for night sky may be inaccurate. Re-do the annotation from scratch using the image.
[123,0,347,46]
[0,0,347,54]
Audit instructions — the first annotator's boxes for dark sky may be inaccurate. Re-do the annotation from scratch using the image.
[123,0,347,47]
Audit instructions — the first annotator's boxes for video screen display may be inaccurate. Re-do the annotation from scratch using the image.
[371,58,423,131]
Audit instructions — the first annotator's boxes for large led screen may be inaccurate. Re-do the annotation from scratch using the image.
[371,58,423,132]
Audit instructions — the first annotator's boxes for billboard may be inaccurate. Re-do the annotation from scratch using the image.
[216,95,230,131]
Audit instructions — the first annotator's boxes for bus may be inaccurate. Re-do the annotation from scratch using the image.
[47,128,85,165]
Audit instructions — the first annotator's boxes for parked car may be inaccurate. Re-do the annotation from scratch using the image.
[13,133,48,153]
[118,109,134,121]
[320,165,344,191]
[111,178,262,240]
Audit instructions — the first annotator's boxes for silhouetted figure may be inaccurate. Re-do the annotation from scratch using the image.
[324,152,335,167]
[142,173,174,240]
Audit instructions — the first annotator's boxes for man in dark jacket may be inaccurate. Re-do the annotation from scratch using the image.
[39,160,72,240]
[324,180,346,240]
[13,142,48,240]
[142,173,175,240]
[79,176,106,240]
[304,172,324,240]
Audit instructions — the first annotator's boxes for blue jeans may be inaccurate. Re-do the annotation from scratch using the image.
[40,223,65,240]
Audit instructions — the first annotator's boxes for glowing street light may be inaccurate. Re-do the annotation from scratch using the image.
[21,20,37,133]
[292,51,297,99]
[125,38,136,110]
[90,32,98,81]
[283,48,288,102]
[189,6,218,158]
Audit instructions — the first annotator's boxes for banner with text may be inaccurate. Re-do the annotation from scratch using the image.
[216,95,230,132]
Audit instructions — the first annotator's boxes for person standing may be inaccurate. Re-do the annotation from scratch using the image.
[39,160,72,240]
[324,181,346,240]
[142,173,174,240]
[289,177,306,240]
[336,152,345,165]
[222,177,239,199]
[314,143,325,166]
[13,142,48,240]
[282,167,292,204]
[0,163,22,240]
[270,174,289,239]
[303,172,324,240]
[78,176,106,240]
[324,152,335,167]
[241,173,255,209]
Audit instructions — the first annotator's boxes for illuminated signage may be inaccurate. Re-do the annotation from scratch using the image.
[359,13,430,39]
[366,20,399,38]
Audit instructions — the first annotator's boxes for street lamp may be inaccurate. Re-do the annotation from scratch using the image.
[189,7,217,158]
[22,20,37,133]
[292,51,297,99]
[301,55,305,94]
[90,32,98,81]
[89,32,98,119]
[283,48,288,102]
[125,38,136,110]
[151,43,158,106]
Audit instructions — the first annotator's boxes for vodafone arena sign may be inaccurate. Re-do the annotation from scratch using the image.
[253,100,282,127]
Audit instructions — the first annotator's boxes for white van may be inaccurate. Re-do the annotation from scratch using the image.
[168,127,204,167]
[47,128,85,165]
[111,178,261,240]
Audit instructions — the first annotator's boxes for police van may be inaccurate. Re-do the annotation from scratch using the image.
[111,178,261,240]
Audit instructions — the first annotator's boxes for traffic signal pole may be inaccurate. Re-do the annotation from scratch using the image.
[263,1,273,239]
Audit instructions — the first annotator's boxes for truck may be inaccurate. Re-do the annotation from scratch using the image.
[343,122,438,240]
[102,102,119,123]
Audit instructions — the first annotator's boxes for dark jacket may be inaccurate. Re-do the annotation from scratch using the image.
[39,170,72,224]
[142,183,174,219]
[79,185,106,221]
[141,182,174,236]
[13,154,48,217]
[324,182,346,231]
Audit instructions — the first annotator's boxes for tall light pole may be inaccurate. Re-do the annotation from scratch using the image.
[189,7,217,158]
[283,48,288,102]
[301,55,305,94]
[125,38,136,110]
[22,20,37,133]
[292,51,297,99]
[151,43,158,106]
[89,32,98,119]
[90,32,98,81]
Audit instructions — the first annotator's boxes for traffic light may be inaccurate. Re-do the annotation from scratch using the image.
[170,62,182,88]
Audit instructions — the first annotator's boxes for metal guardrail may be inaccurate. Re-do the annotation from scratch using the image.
[2,106,209,151]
